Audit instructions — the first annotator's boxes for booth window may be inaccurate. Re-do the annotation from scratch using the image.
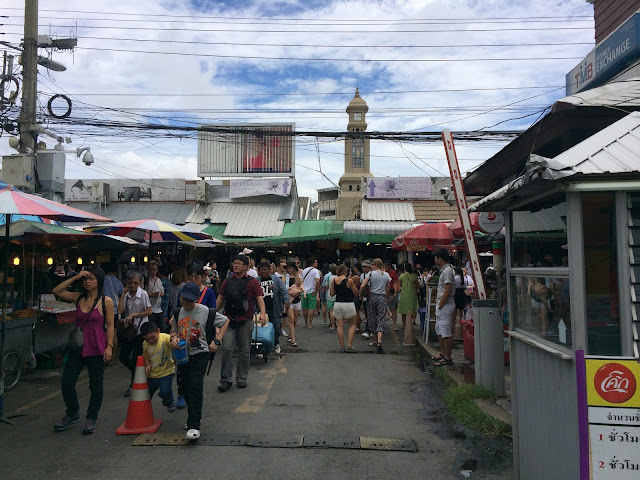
[583,192,620,356]
[509,197,571,348]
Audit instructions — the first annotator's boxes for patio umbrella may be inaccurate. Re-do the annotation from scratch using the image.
[0,184,111,418]
[391,222,453,252]
[449,212,480,238]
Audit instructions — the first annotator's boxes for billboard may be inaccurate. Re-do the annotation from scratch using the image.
[197,123,295,177]
[365,177,432,199]
[229,178,292,199]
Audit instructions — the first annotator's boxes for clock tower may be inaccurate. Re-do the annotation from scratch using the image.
[337,87,372,220]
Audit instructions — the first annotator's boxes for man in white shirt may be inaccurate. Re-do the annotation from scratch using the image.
[147,261,165,332]
[301,257,321,328]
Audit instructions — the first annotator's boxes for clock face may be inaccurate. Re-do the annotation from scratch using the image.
[353,113,362,121]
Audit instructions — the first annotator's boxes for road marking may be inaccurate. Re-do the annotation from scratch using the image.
[233,363,287,414]
[7,363,124,416]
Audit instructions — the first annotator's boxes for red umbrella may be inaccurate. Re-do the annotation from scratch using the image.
[392,222,453,251]
[449,212,480,238]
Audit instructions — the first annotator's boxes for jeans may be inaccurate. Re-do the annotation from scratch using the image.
[118,334,143,386]
[220,319,253,384]
[61,351,105,421]
[182,353,208,430]
[147,374,175,406]
[268,309,281,347]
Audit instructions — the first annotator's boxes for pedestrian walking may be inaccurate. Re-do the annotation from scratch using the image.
[398,263,419,346]
[384,260,399,330]
[257,261,288,354]
[330,264,360,352]
[285,262,301,347]
[360,258,391,350]
[359,260,372,338]
[323,263,337,330]
[118,271,152,397]
[301,257,321,328]
[147,261,165,332]
[140,321,176,413]
[170,282,229,439]
[216,254,266,392]
[52,266,115,434]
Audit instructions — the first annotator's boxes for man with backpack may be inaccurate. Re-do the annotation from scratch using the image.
[216,254,267,392]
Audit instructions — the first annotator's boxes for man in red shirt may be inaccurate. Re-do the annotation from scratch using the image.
[384,261,399,330]
[216,254,266,392]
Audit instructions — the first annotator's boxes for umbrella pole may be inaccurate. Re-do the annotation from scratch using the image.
[0,219,10,419]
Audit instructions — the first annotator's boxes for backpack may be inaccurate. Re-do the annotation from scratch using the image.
[224,276,250,317]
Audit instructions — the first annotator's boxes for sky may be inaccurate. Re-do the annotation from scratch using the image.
[0,0,596,201]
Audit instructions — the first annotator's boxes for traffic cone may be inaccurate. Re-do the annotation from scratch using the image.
[116,355,162,435]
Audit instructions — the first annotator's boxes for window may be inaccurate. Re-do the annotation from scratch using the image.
[509,196,570,348]
[583,192,620,355]
[352,138,364,168]
[349,185,353,191]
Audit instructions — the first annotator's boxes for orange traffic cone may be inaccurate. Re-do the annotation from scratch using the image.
[116,355,162,435]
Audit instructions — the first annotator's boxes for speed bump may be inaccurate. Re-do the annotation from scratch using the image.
[247,435,303,448]
[360,436,418,452]
[133,433,187,446]
[303,435,361,449]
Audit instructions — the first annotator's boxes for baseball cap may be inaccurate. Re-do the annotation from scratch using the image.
[180,282,200,301]
[362,260,372,267]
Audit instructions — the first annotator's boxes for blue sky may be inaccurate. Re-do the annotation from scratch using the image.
[1,0,595,199]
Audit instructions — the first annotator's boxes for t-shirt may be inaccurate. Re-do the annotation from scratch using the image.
[323,273,336,301]
[369,270,391,295]
[147,276,164,314]
[143,333,175,378]
[176,303,227,355]
[360,272,371,300]
[260,276,275,314]
[219,275,263,322]
[437,264,455,305]
[123,287,152,334]
[387,269,398,293]
[301,267,320,294]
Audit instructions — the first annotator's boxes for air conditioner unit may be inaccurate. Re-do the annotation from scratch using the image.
[195,180,207,203]
[91,181,110,203]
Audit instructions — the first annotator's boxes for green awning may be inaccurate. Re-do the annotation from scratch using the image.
[270,220,343,245]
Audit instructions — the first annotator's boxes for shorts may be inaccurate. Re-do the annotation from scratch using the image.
[435,303,455,338]
[388,294,398,310]
[327,300,335,311]
[333,302,357,320]
[290,302,302,311]
[301,294,317,310]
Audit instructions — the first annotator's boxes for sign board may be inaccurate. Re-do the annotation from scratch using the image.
[365,177,432,199]
[197,123,295,177]
[442,130,486,299]
[478,211,505,234]
[566,13,640,95]
[228,178,292,199]
[577,353,640,479]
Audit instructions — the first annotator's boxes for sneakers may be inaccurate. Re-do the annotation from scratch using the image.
[361,332,371,338]
[176,395,186,409]
[275,344,281,354]
[186,429,201,440]
[281,330,288,337]
[237,380,247,388]
[53,413,80,431]
[218,381,232,392]
[167,402,177,413]
[82,418,96,435]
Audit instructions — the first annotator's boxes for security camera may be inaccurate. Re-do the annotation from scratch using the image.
[76,147,94,166]
[440,187,451,195]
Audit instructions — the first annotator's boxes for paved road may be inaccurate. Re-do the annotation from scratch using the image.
[0,315,513,479]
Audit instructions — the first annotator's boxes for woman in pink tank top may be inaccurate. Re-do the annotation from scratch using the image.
[51,265,115,435]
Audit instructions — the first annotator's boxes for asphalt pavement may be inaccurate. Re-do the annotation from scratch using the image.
[0,313,513,480]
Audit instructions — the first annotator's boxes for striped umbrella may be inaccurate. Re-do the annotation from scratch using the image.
[84,218,212,242]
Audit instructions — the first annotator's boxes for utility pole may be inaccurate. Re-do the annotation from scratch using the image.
[18,0,38,155]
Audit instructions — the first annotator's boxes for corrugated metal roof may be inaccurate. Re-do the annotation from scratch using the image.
[361,200,416,221]
[558,77,640,109]
[411,200,459,221]
[512,203,567,233]
[343,221,416,235]
[207,202,285,237]
[67,202,195,224]
[184,204,208,224]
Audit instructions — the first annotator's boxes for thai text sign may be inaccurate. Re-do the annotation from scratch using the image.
[229,178,292,198]
[584,357,640,479]
[365,177,431,199]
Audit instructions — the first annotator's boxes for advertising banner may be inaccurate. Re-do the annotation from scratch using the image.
[365,177,431,199]
[228,178,292,198]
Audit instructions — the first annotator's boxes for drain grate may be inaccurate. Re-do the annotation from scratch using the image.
[360,436,418,452]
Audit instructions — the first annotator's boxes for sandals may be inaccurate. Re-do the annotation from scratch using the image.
[368,342,382,349]
[431,354,444,361]
[434,358,453,366]
[346,346,359,353]
[290,342,298,347]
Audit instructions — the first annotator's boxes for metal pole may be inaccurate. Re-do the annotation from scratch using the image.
[0,220,11,418]
[18,0,39,157]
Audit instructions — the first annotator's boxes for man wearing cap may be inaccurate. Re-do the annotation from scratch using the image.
[170,282,229,440]
[216,254,266,392]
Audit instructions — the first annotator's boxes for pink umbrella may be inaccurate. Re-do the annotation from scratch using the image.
[392,222,453,251]
[449,212,480,238]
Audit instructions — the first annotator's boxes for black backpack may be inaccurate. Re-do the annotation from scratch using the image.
[224,276,250,317]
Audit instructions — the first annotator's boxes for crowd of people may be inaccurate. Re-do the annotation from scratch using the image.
[48,251,469,440]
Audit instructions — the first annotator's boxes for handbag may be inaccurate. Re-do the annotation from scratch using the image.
[68,294,102,351]
[117,297,139,342]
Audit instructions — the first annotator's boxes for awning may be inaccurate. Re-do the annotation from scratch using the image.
[343,221,417,243]
[269,220,343,244]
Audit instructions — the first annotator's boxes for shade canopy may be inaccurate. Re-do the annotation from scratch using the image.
[84,218,213,242]
[0,184,111,222]
[392,222,453,251]
[449,212,480,238]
